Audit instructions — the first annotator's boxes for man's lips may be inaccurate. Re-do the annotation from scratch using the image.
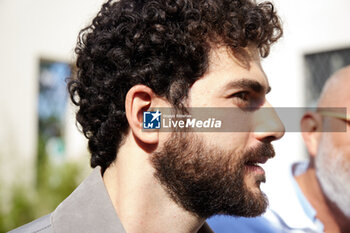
[246,156,269,165]
[244,156,269,175]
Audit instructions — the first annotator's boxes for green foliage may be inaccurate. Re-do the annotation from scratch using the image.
[0,161,84,232]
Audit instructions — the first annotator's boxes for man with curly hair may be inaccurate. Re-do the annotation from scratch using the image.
[11,0,285,232]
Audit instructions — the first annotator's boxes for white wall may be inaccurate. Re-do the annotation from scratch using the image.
[262,0,350,183]
[0,0,105,190]
[0,0,350,196]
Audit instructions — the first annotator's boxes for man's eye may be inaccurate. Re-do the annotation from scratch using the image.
[230,91,265,111]
[232,91,249,101]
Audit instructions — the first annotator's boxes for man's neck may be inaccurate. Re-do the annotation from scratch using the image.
[102,139,206,233]
[295,165,350,233]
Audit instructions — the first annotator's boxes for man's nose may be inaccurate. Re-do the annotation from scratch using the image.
[253,102,285,143]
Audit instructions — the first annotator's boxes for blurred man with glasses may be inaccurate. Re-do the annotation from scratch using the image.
[297,66,350,233]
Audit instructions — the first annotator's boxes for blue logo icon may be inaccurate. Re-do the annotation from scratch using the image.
[143,110,161,129]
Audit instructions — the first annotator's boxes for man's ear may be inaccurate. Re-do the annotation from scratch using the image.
[125,85,159,145]
[300,112,322,157]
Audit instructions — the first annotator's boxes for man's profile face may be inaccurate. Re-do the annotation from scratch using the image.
[316,117,350,217]
[315,75,350,218]
[150,46,284,218]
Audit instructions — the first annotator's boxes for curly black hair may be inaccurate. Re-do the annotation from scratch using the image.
[68,0,283,171]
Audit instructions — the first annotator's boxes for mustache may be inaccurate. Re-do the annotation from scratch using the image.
[243,143,275,163]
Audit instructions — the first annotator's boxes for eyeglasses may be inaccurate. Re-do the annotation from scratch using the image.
[317,111,350,124]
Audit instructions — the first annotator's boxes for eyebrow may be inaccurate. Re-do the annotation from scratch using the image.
[225,79,271,94]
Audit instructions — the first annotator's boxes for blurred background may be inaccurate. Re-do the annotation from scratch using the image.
[0,0,350,232]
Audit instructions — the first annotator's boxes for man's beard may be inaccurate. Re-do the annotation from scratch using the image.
[316,133,350,218]
[150,133,275,218]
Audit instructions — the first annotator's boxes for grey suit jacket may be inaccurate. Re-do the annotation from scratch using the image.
[9,167,214,233]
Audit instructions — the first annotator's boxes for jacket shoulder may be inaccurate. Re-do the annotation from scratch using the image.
[8,214,52,233]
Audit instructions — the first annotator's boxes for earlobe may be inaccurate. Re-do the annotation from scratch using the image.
[300,112,322,157]
[125,85,159,146]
